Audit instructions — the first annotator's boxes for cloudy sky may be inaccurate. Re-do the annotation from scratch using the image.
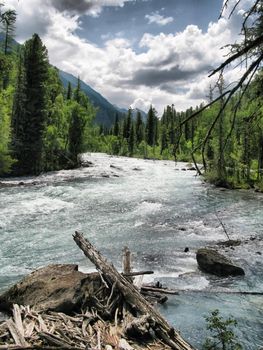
[4,0,252,114]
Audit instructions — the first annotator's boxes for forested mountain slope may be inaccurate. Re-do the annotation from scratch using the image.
[59,70,124,128]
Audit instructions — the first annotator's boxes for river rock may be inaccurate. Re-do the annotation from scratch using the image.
[0,264,101,314]
[217,239,241,247]
[196,248,245,277]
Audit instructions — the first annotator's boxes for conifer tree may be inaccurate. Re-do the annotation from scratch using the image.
[160,125,168,154]
[11,33,49,175]
[68,104,85,167]
[126,108,132,139]
[113,114,119,136]
[74,77,81,103]
[0,6,16,88]
[66,82,72,100]
[135,111,144,144]
[122,117,127,139]
[122,109,132,140]
[128,123,135,155]
[146,105,156,146]
[0,7,16,55]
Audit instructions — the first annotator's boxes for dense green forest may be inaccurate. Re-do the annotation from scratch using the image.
[0,31,96,174]
[99,71,263,190]
[0,1,262,190]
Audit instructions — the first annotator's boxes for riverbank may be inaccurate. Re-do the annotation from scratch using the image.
[0,153,197,188]
[1,153,263,196]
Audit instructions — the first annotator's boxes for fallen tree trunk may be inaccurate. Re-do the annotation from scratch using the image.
[123,271,154,277]
[73,231,195,350]
[141,286,179,295]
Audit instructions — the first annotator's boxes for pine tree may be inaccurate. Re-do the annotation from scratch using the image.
[146,105,156,146]
[74,77,81,103]
[135,111,144,144]
[0,6,16,88]
[68,82,96,166]
[126,108,132,139]
[11,34,49,175]
[66,82,72,100]
[122,109,132,140]
[0,7,16,55]
[68,104,85,167]
[113,114,119,136]
[128,123,135,156]
[160,125,168,155]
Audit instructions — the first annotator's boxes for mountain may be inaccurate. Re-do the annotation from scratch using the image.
[59,70,125,128]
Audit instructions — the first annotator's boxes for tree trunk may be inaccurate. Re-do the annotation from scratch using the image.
[73,232,195,350]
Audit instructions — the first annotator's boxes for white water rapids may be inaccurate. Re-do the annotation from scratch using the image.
[0,153,262,349]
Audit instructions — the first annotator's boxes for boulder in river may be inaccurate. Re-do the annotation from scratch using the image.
[0,264,101,314]
[196,248,245,277]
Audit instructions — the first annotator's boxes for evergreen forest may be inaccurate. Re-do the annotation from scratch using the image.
[0,1,262,191]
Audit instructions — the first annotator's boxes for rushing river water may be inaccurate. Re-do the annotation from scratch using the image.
[0,153,262,349]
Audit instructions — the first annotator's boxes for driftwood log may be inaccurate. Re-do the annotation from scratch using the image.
[73,231,195,350]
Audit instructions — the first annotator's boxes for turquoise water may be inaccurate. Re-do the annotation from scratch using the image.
[0,153,262,348]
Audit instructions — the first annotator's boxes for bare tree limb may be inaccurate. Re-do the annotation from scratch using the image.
[209,34,263,77]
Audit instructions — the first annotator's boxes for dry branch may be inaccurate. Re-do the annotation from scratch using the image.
[73,231,195,350]
[140,286,179,295]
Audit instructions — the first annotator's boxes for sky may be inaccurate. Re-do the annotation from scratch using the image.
[3,0,253,114]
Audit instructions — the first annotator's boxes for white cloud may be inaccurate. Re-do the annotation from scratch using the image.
[4,0,248,113]
[145,11,173,26]
[131,98,152,112]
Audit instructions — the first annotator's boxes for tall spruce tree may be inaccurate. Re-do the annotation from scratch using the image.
[126,108,132,139]
[66,82,72,100]
[113,114,119,136]
[128,123,135,155]
[146,105,156,146]
[160,125,168,154]
[135,111,144,144]
[12,33,49,175]
[74,77,81,103]
[68,104,85,167]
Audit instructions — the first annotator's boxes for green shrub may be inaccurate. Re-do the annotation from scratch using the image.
[203,310,242,350]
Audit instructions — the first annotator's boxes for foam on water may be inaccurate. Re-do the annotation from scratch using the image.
[134,201,163,215]
[0,153,262,349]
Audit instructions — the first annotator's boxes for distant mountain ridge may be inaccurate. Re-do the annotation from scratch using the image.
[59,70,125,127]
[59,71,147,126]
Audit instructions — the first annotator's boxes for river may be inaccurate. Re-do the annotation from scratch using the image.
[0,153,262,349]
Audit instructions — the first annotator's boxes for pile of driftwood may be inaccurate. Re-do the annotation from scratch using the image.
[0,304,174,350]
[0,232,194,350]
